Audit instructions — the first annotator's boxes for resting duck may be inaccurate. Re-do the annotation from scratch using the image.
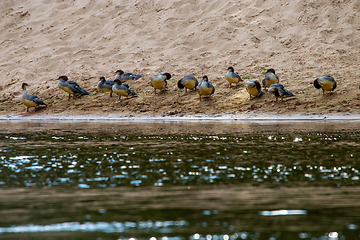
[245,80,264,100]
[114,70,143,81]
[262,68,279,91]
[196,75,215,101]
[178,75,198,94]
[21,83,47,113]
[97,77,114,98]
[151,73,171,95]
[314,75,337,96]
[57,76,89,100]
[112,79,137,103]
[268,83,294,103]
[225,67,242,89]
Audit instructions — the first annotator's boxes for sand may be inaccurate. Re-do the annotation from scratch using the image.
[1,0,360,118]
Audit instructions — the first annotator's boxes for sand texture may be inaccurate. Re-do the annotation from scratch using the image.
[1,0,360,117]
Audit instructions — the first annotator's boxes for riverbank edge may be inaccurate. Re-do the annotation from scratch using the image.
[1,112,360,122]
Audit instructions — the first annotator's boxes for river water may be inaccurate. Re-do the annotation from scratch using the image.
[0,120,359,240]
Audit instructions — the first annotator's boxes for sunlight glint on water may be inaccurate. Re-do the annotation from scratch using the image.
[0,121,360,239]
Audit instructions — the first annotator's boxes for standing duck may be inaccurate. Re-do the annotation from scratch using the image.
[314,75,337,96]
[262,68,279,91]
[268,83,294,103]
[151,73,171,95]
[245,80,264,100]
[57,76,89,100]
[196,75,215,101]
[114,70,143,81]
[112,79,137,103]
[97,77,114,98]
[21,83,47,113]
[178,75,198,94]
[225,67,242,89]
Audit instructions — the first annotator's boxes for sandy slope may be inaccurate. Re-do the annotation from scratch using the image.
[1,0,360,117]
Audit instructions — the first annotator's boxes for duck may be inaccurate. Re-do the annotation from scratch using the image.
[225,67,242,88]
[268,83,294,103]
[313,75,337,96]
[262,68,279,91]
[97,77,114,98]
[114,70,143,82]
[21,83,47,113]
[178,75,198,94]
[57,76,89,100]
[245,80,264,100]
[196,75,215,101]
[151,73,171,95]
[112,79,137,103]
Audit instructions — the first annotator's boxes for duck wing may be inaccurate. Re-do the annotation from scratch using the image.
[121,73,143,81]
[277,85,294,97]
[207,81,215,95]
[104,80,114,90]
[68,81,89,95]
[29,94,47,106]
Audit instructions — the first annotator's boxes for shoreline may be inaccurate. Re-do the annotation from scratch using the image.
[1,112,360,123]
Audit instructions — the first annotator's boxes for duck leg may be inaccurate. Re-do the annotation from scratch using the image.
[65,93,72,101]
[23,107,30,113]
[31,106,37,113]
[116,95,121,103]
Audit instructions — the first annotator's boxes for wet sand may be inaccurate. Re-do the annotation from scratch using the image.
[1,117,360,137]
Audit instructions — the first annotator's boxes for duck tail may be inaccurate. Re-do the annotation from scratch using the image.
[285,90,295,97]
[80,88,90,95]
[129,89,138,97]
[34,97,47,106]
[74,86,89,96]
[133,74,143,80]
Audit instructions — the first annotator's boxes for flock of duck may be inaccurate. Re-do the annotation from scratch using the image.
[20,67,337,113]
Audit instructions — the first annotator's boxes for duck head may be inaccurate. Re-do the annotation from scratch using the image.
[114,70,124,75]
[22,83,30,90]
[99,77,106,82]
[202,75,209,81]
[268,86,280,97]
[114,79,122,84]
[163,73,172,80]
[313,79,322,89]
[265,68,276,74]
[227,67,235,72]
[57,76,68,81]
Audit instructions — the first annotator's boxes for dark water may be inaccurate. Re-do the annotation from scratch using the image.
[0,120,359,240]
